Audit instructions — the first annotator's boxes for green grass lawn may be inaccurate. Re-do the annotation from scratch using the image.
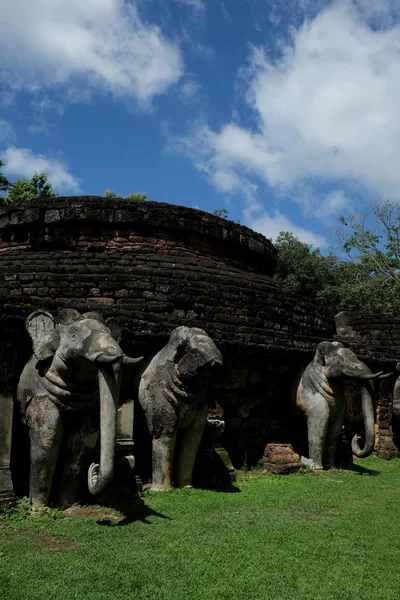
[1,457,400,600]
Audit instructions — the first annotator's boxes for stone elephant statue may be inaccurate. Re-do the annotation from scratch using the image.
[392,365,400,421]
[138,326,223,491]
[296,341,388,470]
[17,308,143,509]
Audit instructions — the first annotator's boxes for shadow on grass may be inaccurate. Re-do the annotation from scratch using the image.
[97,493,171,527]
[96,479,241,527]
[198,481,241,493]
[349,463,381,476]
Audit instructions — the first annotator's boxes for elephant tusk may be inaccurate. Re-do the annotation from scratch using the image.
[123,355,144,366]
[45,369,68,389]
[358,371,384,380]
[377,372,395,380]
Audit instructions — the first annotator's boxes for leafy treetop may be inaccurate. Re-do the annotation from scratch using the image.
[103,189,147,201]
[274,200,400,315]
[0,171,57,206]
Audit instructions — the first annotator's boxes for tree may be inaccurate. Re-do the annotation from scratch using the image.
[0,160,11,194]
[4,172,57,206]
[334,200,400,313]
[273,232,340,313]
[274,200,400,315]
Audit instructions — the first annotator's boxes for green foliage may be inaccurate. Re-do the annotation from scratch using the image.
[213,208,230,219]
[4,172,56,206]
[274,232,340,313]
[103,190,147,201]
[0,160,11,194]
[0,497,31,522]
[213,208,241,224]
[275,201,400,314]
[103,189,116,199]
[125,192,147,201]
[1,458,400,599]
[334,200,400,313]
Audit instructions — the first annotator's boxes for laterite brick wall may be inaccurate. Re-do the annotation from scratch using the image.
[0,197,334,467]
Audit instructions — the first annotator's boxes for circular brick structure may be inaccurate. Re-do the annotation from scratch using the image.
[0,197,334,466]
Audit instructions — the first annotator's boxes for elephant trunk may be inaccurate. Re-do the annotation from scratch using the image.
[87,365,121,495]
[351,381,375,458]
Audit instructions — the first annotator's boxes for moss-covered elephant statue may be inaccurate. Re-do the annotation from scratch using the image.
[138,326,223,491]
[296,341,389,470]
[17,308,142,509]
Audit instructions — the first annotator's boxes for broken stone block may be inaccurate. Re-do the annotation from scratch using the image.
[263,443,302,475]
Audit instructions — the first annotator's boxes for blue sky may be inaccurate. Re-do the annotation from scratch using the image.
[0,0,400,249]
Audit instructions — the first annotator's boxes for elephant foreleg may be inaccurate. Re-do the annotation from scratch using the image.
[325,411,344,469]
[306,399,329,470]
[57,416,99,508]
[174,406,208,488]
[152,435,176,491]
[26,396,63,509]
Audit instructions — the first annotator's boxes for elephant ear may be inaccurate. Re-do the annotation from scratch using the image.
[168,327,192,363]
[26,310,58,361]
[106,317,122,343]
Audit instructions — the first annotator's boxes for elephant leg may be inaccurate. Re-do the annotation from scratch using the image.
[306,399,329,470]
[325,411,344,469]
[57,416,99,508]
[174,406,208,488]
[151,434,177,491]
[26,396,63,509]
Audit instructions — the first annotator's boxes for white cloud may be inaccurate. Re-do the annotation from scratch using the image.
[0,121,16,144]
[0,90,14,109]
[353,0,400,27]
[249,209,327,247]
[177,0,400,218]
[177,78,205,107]
[179,80,202,101]
[28,97,66,135]
[172,124,261,199]
[211,168,243,193]
[0,0,184,106]
[313,190,350,219]
[1,147,81,193]
[246,2,400,193]
[175,0,205,10]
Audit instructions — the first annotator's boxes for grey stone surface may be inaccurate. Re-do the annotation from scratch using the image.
[0,389,14,506]
[0,390,13,470]
[117,400,134,443]
[296,341,386,470]
[138,326,223,490]
[17,308,142,509]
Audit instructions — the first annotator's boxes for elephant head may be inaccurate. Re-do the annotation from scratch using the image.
[312,341,386,458]
[25,308,143,496]
[162,326,223,395]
